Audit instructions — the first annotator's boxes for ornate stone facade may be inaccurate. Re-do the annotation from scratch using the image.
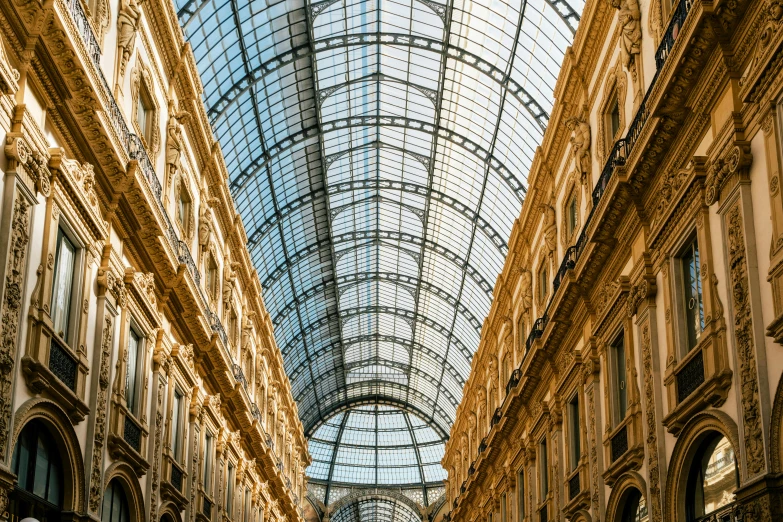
[443,0,783,521]
[0,0,308,521]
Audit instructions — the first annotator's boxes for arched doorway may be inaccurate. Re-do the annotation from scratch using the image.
[618,487,647,522]
[9,420,64,522]
[102,479,131,522]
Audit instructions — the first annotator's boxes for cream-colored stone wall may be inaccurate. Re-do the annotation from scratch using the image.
[0,0,308,521]
[444,0,783,521]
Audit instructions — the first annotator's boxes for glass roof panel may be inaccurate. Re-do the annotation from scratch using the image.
[175,0,583,497]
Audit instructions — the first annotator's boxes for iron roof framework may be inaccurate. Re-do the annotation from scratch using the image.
[175,0,584,499]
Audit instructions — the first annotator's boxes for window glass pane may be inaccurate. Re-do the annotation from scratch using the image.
[612,335,627,425]
[682,238,705,351]
[32,434,50,499]
[610,99,620,137]
[172,390,183,460]
[227,463,234,515]
[518,468,524,520]
[569,395,580,470]
[204,433,213,489]
[51,228,76,340]
[539,439,548,498]
[126,328,141,414]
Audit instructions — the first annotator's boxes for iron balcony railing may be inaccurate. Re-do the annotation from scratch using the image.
[63,0,238,375]
[518,0,695,367]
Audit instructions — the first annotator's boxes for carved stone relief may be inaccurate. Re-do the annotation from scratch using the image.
[726,204,765,477]
[0,193,31,460]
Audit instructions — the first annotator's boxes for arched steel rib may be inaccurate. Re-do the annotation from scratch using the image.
[256,231,494,299]
[247,176,509,257]
[317,72,439,108]
[298,381,453,437]
[271,271,483,332]
[285,334,466,391]
[230,116,527,203]
[279,305,474,363]
[206,33,549,129]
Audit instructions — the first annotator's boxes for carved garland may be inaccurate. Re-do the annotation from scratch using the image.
[150,375,165,522]
[88,316,114,512]
[726,204,765,477]
[587,386,600,522]
[0,193,31,459]
[640,324,662,522]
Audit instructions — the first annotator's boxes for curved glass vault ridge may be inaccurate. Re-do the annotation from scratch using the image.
[175,0,584,500]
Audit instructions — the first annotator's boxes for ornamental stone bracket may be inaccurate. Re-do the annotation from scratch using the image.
[704,137,753,207]
[5,133,51,198]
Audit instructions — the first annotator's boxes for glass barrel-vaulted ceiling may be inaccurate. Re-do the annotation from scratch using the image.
[175,0,584,503]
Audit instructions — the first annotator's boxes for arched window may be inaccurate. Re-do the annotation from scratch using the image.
[619,488,647,522]
[102,479,131,522]
[685,433,737,521]
[10,420,64,521]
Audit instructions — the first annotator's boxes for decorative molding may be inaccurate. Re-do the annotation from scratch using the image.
[726,203,765,478]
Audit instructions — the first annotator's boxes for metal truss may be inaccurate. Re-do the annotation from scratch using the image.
[298,380,453,437]
[304,396,451,441]
[317,72,439,108]
[546,0,581,34]
[248,176,509,258]
[230,115,526,204]
[271,272,483,332]
[279,304,474,364]
[257,231,494,300]
[206,33,549,129]
[403,411,429,505]
[286,333,465,394]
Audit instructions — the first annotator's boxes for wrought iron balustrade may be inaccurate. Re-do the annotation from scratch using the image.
[491,407,502,427]
[568,471,580,500]
[64,0,232,372]
[655,0,694,69]
[506,368,521,395]
[677,349,705,403]
[525,315,549,353]
[170,461,184,491]
[610,425,628,463]
[232,363,247,389]
[553,245,578,294]
[124,416,142,452]
[49,337,78,392]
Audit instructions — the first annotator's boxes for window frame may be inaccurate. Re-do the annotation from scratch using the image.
[517,466,525,521]
[672,231,705,356]
[171,387,184,462]
[203,431,214,492]
[537,262,548,305]
[50,223,83,345]
[124,322,145,417]
[226,461,235,518]
[567,392,581,471]
[538,438,548,501]
[609,330,628,428]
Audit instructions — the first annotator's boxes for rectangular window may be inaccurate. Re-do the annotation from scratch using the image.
[172,389,183,461]
[501,493,507,522]
[244,488,251,522]
[488,512,493,522]
[611,334,627,426]
[229,309,238,346]
[203,432,213,490]
[518,468,525,521]
[125,327,142,415]
[538,265,547,303]
[517,314,526,350]
[610,97,621,138]
[226,463,234,517]
[206,256,218,301]
[680,236,705,351]
[137,88,154,145]
[567,196,577,238]
[51,227,77,341]
[539,439,548,499]
[568,395,581,470]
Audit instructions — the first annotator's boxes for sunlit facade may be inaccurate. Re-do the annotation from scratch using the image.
[3,0,783,521]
